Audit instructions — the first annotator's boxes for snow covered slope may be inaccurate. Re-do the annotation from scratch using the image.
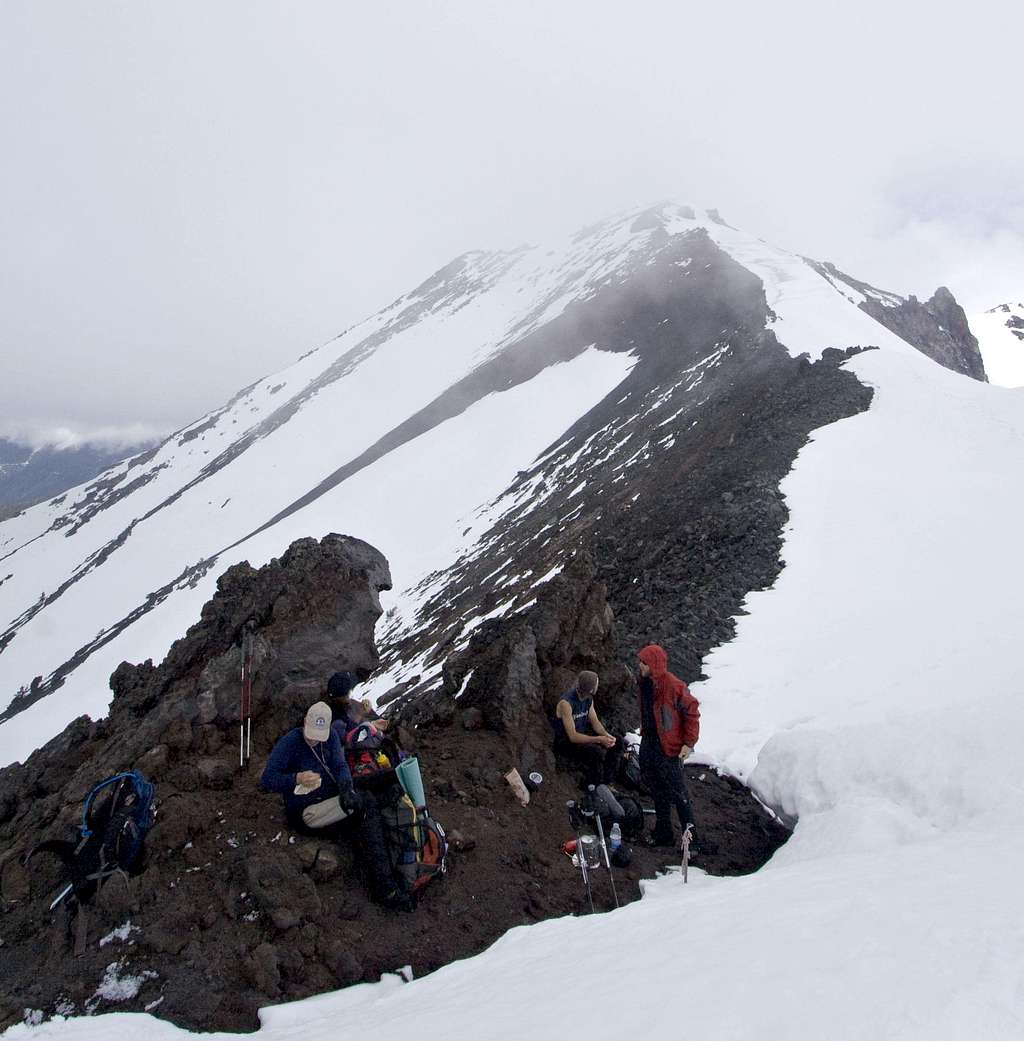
[0,205,987,767]
[5,210,1024,1039]
[972,301,1024,387]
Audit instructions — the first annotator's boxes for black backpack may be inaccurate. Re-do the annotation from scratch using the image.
[618,745,648,794]
[28,770,156,908]
[614,792,647,840]
[588,786,646,841]
[379,788,448,898]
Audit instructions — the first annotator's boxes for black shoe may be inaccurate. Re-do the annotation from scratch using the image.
[641,833,677,849]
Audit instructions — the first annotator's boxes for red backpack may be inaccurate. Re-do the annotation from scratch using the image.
[344,723,400,790]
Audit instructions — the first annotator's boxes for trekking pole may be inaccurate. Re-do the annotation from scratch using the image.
[681,822,693,884]
[574,795,599,903]
[49,883,73,911]
[239,633,246,767]
[244,627,254,761]
[588,786,620,909]
[566,801,595,914]
[239,628,254,766]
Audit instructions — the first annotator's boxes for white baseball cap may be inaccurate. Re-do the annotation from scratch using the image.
[303,701,332,743]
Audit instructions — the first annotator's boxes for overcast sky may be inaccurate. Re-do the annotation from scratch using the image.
[2,1,1022,447]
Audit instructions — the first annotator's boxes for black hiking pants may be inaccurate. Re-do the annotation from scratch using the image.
[555,734,623,789]
[639,740,694,844]
[289,792,395,899]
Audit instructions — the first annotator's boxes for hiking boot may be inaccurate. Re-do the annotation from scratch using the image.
[640,833,677,849]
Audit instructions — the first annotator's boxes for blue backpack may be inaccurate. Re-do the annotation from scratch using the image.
[28,770,156,908]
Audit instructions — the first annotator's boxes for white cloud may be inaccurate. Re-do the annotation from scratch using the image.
[0,422,164,452]
[0,1,1020,435]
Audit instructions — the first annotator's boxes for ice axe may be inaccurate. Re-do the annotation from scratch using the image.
[680,822,694,884]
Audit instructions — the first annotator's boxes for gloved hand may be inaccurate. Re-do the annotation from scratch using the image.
[678,745,693,761]
[338,787,361,814]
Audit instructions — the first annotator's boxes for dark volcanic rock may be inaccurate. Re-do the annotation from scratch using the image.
[860,286,986,381]
[377,229,875,700]
[808,262,985,381]
[0,534,391,1032]
[401,552,621,775]
[597,345,874,682]
[0,529,785,1035]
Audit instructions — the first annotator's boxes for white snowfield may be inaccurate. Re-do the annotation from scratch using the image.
[0,212,657,763]
[5,205,1024,1039]
[972,302,1024,388]
[0,346,633,764]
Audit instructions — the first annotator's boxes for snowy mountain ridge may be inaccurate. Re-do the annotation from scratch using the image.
[0,203,989,766]
[2,203,1024,1040]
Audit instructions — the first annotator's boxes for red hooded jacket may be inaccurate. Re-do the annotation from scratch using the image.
[637,644,700,756]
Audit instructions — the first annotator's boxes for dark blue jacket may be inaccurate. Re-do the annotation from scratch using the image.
[260,728,353,823]
[331,714,355,742]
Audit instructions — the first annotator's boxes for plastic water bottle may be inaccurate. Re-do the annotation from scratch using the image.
[609,822,622,853]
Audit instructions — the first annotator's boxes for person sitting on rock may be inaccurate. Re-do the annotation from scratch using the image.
[260,701,411,910]
[327,670,389,734]
[552,670,622,788]
[636,644,700,850]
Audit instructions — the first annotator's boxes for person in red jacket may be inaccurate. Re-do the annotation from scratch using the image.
[636,643,700,848]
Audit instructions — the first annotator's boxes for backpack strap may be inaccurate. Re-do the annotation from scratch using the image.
[26,839,104,909]
[80,772,141,839]
[25,838,78,867]
[80,774,131,836]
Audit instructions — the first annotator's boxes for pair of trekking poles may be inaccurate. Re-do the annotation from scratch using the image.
[566,786,619,913]
[567,787,696,912]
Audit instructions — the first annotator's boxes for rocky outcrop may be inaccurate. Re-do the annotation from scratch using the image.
[985,302,1024,341]
[395,552,632,775]
[808,262,985,381]
[860,286,986,381]
[0,534,392,1032]
[0,532,787,1034]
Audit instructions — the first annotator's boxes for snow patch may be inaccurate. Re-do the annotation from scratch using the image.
[98,921,139,947]
[972,303,1024,387]
[91,962,157,1005]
